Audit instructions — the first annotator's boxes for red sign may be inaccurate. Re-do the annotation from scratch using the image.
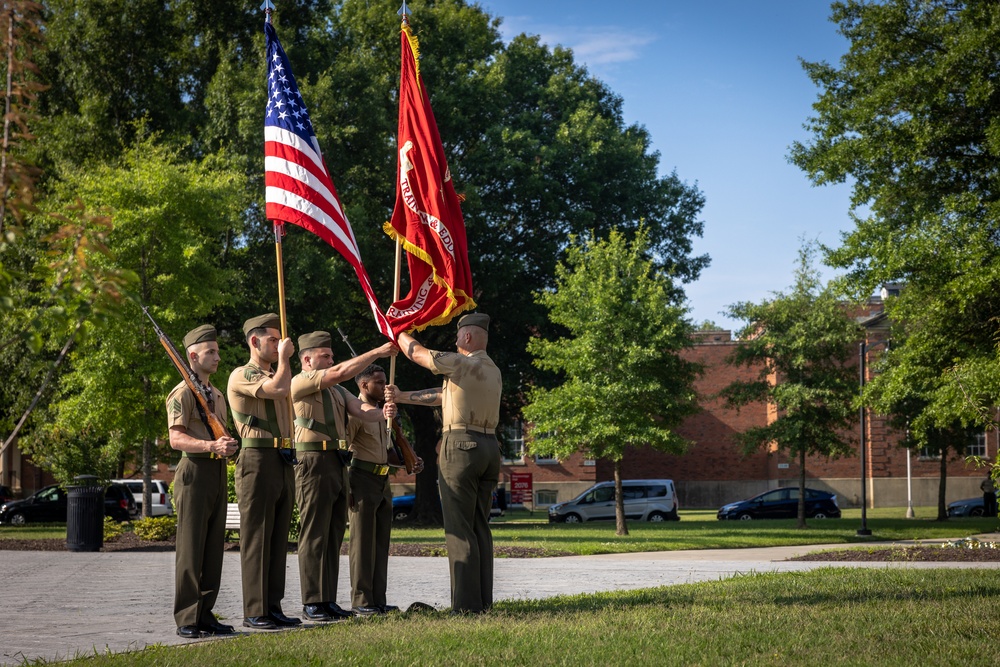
[510,472,533,504]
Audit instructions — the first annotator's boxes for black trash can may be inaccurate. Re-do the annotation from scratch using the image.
[66,475,104,552]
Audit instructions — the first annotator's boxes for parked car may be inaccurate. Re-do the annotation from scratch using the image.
[111,479,173,517]
[0,483,139,525]
[717,487,841,520]
[0,484,14,504]
[392,493,500,521]
[547,480,679,523]
[947,494,998,518]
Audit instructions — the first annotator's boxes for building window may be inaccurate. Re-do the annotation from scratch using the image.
[968,432,988,458]
[535,490,558,506]
[500,421,526,462]
[528,429,558,464]
[919,446,942,460]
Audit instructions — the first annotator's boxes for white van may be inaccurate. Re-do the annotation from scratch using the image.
[547,479,678,523]
[112,479,174,517]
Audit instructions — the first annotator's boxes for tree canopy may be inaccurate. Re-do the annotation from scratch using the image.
[523,228,699,535]
[790,0,1000,447]
[3,0,708,496]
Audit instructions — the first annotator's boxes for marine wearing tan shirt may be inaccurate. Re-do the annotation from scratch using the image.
[387,312,502,614]
[291,331,397,622]
[227,313,298,630]
[166,324,238,640]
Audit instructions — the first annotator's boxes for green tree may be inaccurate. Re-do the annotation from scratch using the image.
[20,139,246,493]
[721,245,859,528]
[790,0,1000,449]
[522,228,699,536]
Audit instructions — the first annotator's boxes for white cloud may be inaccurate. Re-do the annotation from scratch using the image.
[496,16,657,73]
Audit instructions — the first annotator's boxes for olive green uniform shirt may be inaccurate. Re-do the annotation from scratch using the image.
[166,381,227,439]
[227,361,293,440]
[291,370,348,442]
[347,401,390,464]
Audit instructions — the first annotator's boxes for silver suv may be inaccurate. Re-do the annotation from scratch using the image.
[112,479,173,517]
[548,480,678,523]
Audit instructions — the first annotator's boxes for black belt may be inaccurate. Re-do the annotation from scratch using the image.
[295,440,349,452]
[351,459,391,476]
[442,424,496,435]
[241,437,294,449]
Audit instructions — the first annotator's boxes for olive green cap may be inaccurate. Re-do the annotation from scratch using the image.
[298,330,332,352]
[243,313,280,337]
[457,312,490,331]
[182,324,217,349]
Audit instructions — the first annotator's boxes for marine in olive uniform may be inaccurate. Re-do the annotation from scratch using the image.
[347,363,424,616]
[387,313,502,613]
[292,331,397,622]
[227,313,298,630]
[166,325,239,639]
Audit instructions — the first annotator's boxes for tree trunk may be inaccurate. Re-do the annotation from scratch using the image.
[937,449,948,521]
[410,405,442,526]
[797,448,807,529]
[614,458,628,536]
[141,375,152,519]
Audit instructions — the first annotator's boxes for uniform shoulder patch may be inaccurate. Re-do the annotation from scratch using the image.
[244,367,262,382]
[169,398,183,418]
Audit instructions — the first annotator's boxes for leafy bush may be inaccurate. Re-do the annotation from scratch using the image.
[103,516,126,541]
[133,516,177,541]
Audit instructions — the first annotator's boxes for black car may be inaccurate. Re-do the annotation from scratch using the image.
[946,494,998,518]
[717,487,841,520]
[0,483,138,525]
[0,484,14,504]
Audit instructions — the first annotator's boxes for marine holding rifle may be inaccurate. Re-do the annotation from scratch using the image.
[347,363,424,616]
[227,313,298,630]
[164,324,239,639]
[291,331,397,622]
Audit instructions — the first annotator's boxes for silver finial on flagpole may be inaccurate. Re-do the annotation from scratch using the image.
[261,0,276,24]
[398,1,410,19]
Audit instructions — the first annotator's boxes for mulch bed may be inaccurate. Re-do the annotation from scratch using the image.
[0,535,561,558]
[790,546,1000,562]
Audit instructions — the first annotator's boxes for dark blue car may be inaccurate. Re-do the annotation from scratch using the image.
[717,487,841,520]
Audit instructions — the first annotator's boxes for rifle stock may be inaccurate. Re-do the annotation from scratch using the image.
[142,307,231,441]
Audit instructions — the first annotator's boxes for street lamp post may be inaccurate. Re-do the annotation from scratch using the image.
[858,341,872,536]
[857,338,888,537]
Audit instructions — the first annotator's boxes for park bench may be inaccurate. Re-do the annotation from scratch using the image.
[226,502,241,533]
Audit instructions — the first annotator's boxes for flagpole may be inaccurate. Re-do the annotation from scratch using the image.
[387,237,403,433]
[386,1,410,433]
[263,0,295,445]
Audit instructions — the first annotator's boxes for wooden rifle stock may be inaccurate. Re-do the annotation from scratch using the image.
[338,326,417,474]
[142,307,231,441]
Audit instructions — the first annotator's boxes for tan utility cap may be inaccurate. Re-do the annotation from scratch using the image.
[298,330,332,352]
[182,324,217,348]
[243,313,280,337]
[457,312,490,331]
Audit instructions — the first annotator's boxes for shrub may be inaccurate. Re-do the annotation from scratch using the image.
[103,516,126,541]
[133,515,177,541]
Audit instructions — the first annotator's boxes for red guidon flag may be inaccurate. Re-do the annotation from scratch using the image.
[384,21,475,336]
[263,21,393,340]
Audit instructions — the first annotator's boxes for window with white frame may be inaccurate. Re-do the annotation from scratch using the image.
[500,421,526,462]
[919,446,942,460]
[968,432,988,458]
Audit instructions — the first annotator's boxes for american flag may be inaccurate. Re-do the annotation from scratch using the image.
[263,22,393,339]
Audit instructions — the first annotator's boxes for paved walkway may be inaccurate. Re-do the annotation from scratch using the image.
[2,540,999,666]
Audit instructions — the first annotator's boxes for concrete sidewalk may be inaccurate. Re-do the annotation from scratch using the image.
[2,543,998,666]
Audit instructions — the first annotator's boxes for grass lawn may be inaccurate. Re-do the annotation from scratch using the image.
[56,568,998,666]
[391,507,1000,556]
[3,507,998,555]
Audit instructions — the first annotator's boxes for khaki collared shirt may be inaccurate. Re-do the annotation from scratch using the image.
[347,397,390,465]
[166,381,228,441]
[227,361,293,439]
[291,370,347,442]
[427,349,502,430]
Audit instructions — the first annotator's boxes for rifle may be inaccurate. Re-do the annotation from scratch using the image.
[338,326,418,474]
[143,307,231,441]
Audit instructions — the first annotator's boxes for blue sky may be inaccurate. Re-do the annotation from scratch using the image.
[474,1,854,331]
